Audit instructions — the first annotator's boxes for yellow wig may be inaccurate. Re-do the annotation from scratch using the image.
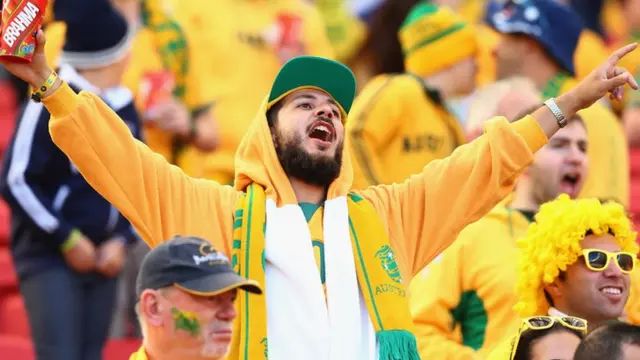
[515,194,639,317]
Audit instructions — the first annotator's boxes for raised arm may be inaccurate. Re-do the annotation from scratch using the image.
[359,43,640,276]
[0,31,238,252]
[44,83,237,251]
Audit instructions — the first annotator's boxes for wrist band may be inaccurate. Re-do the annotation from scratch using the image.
[543,98,568,128]
[61,229,81,252]
[31,71,58,103]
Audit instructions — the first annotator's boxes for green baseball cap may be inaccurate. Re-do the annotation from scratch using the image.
[268,56,357,116]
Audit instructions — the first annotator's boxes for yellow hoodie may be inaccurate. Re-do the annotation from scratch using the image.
[347,74,466,189]
[409,202,532,360]
[42,65,546,356]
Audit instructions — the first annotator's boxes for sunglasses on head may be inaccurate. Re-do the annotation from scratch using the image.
[509,316,588,360]
[582,249,636,274]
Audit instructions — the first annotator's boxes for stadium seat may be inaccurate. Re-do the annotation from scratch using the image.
[0,335,34,360]
[630,148,640,232]
[0,200,10,247]
[0,79,17,153]
[103,338,142,360]
[0,249,17,293]
[0,293,30,338]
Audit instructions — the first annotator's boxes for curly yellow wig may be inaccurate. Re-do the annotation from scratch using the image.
[515,194,639,317]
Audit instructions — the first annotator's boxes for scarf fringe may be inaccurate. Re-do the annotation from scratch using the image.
[376,330,421,360]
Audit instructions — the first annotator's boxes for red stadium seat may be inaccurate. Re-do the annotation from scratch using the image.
[103,338,142,360]
[0,335,34,360]
[0,249,17,293]
[0,200,10,247]
[0,293,30,338]
[0,79,17,154]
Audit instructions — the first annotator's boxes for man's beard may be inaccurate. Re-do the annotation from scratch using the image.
[274,130,343,187]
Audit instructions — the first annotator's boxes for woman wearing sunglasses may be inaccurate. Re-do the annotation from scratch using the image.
[509,316,586,360]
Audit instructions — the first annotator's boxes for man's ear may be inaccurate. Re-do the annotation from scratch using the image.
[140,289,165,327]
[544,278,564,305]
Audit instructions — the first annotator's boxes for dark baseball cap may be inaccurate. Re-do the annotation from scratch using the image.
[136,236,262,298]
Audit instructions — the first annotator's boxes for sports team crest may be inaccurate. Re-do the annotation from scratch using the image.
[375,245,402,284]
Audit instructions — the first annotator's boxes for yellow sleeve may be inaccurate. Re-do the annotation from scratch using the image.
[301,3,336,60]
[347,76,402,189]
[44,83,238,253]
[410,243,483,360]
[358,116,547,276]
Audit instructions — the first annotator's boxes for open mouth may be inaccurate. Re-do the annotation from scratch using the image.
[559,171,581,196]
[308,120,335,143]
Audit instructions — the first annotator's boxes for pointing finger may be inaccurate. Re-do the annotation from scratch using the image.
[607,43,638,68]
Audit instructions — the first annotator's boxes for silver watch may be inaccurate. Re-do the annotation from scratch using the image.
[543,98,567,128]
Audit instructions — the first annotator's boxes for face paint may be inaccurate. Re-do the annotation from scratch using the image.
[171,307,201,337]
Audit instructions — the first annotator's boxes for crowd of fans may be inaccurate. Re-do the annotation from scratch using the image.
[2,0,640,359]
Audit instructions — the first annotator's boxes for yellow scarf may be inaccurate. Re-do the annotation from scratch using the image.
[228,183,419,360]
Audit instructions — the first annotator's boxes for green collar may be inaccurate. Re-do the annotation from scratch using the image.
[541,72,571,99]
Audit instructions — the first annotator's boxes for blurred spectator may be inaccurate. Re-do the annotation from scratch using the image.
[313,0,368,64]
[509,317,586,360]
[346,2,470,189]
[43,0,219,166]
[410,106,589,359]
[0,1,141,359]
[465,77,542,140]
[573,321,640,360]
[165,0,335,183]
[348,0,419,89]
[488,0,629,208]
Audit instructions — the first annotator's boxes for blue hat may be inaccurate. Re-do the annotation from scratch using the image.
[486,0,584,76]
[136,236,263,298]
[53,0,136,69]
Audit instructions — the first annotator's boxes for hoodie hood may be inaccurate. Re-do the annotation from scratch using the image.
[233,95,354,206]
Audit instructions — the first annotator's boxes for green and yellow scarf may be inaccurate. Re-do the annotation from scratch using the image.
[228,183,419,360]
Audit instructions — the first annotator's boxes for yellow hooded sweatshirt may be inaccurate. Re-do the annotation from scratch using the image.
[42,62,547,358]
[347,74,466,189]
[543,75,629,207]
[409,201,532,360]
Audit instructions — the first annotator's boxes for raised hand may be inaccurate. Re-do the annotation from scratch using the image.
[0,30,56,92]
[570,43,639,110]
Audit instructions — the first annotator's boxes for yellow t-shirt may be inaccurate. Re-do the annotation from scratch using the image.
[168,0,335,184]
[348,73,466,189]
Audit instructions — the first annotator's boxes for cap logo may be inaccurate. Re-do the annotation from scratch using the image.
[492,11,542,37]
[193,243,229,266]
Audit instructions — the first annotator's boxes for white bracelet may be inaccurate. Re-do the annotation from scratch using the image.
[543,98,568,128]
